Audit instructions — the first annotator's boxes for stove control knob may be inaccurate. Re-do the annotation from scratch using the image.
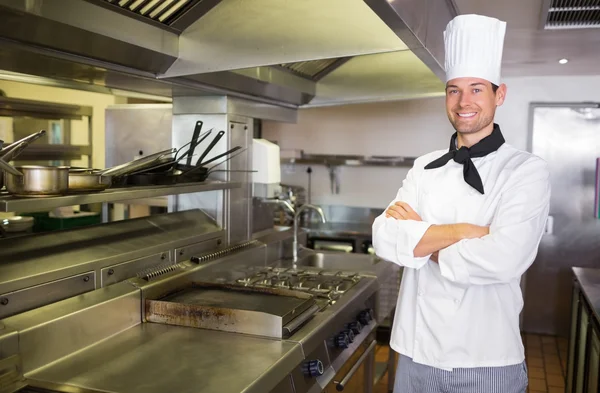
[302,359,324,378]
[358,309,374,325]
[344,329,356,343]
[346,321,363,335]
[335,332,350,349]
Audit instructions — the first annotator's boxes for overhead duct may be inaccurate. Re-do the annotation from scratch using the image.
[0,0,456,108]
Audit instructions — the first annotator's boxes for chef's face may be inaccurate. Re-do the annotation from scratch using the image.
[445,77,506,135]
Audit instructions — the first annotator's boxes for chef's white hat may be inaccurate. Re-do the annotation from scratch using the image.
[444,14,507,86]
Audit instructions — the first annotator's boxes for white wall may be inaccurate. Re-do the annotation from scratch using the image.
[263,75,600,209]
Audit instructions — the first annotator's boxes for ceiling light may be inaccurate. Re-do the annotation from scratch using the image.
[559,58,569,64]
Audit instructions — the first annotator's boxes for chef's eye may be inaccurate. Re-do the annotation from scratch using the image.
[448,89,458,94]
[473,88,481,93]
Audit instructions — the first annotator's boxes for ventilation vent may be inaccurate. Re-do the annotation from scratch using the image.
[103,0,200,24]
[279,58,351,81]
[543,0,600,29]
[94,0,218,32]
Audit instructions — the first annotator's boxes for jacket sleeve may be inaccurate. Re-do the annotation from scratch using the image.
[437,157,551,286]
[372,159,433,269]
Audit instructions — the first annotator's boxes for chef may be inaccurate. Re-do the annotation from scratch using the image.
[372,14,550,393]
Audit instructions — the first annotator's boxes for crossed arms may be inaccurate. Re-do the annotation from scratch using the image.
[371,157,551,286]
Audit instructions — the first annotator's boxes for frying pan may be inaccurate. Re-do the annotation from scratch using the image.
[129,129,213,175]
[99,148,176,178]
[184,121,203,166]
[195,130,225,166]
[68,168,112,193]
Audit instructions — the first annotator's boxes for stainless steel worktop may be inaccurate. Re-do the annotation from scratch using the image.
[0,225,393,393]
[303,222,373,238]
[573,267,600,322]
[28,323,304,393]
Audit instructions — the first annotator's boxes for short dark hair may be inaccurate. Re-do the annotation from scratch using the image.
[492,83,499,93]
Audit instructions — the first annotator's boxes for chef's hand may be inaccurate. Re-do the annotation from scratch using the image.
[385,201,422,221]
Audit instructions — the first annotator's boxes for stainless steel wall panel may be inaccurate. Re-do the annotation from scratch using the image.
[226,119,253,244]
[105,105,173,168]
[523,105,600,336]
[0,272,96,320]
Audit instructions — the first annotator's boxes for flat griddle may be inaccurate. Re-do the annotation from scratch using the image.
[145,282,319,339]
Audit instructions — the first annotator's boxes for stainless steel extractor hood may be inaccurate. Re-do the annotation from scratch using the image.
[0,0,456,109]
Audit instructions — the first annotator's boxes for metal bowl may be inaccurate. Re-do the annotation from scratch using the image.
[4,165,70,197]
[1,216,34,232]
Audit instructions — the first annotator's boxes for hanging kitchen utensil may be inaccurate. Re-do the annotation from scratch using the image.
[195,130,225,166]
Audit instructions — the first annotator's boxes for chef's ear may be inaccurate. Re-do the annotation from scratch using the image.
[495,83,507,107]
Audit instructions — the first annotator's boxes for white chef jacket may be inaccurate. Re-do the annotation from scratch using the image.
[372,142,550,370]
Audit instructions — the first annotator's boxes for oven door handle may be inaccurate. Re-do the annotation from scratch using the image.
[333,339,377,391]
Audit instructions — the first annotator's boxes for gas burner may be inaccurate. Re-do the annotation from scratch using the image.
[231,265,364,308]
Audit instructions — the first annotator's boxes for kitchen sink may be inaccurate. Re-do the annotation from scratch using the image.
[294,251,381,272]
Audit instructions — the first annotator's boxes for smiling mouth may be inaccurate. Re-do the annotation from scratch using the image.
[457,112,477,119]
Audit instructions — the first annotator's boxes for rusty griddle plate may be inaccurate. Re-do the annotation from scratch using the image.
[145,282,318,339]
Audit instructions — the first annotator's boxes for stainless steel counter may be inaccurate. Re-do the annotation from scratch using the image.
[303,222,373,238]
[573,267,600,321]
[27,323,304,393]
[0,225,393,393]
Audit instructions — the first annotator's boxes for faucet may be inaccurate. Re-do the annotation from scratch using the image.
[293,204,326,263]
[262,198,296,216]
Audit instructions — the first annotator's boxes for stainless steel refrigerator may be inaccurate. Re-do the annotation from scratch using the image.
[523,103,600,337]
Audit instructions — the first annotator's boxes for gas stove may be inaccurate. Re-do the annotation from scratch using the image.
[234,267,362,306]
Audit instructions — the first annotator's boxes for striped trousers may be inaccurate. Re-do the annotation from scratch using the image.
[393,355,528,393]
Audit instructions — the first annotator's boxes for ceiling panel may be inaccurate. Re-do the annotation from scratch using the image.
[454,0,600,76]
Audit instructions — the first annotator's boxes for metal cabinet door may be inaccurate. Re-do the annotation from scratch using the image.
[567,284,581,393]
[576,301,590,393]
[586,326,600,393]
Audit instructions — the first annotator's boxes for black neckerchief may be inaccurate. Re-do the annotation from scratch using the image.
[424,124,505,194]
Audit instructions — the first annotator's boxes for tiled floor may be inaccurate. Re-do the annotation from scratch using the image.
[524,333,569,393]
[372,334,569,393]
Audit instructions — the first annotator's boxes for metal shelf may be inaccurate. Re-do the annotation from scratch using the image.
[0,180,240,213]
[281,154,416,168]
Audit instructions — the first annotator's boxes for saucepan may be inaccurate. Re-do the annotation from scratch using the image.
[4,165,70,197]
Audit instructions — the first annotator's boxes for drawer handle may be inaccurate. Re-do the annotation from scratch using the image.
[333,339,376,391]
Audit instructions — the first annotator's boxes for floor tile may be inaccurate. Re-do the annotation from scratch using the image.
[541,336,556,344]
[528,356,544,367]
[545,364,563,376]
[528,366,545,379]
[527,348,543,357]
[529,378,547,392]
[546,374,565,388]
